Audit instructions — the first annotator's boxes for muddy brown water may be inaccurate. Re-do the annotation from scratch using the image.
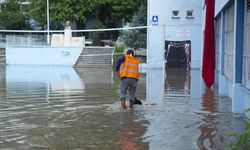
[0,66,246,150]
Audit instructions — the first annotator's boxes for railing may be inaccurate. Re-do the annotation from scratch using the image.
[6,35,48,47]
[0,26,148,48]
[0,30,85,48]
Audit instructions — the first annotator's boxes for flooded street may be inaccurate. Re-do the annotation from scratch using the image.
[0,66,246,150]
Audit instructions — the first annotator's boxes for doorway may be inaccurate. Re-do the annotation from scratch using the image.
[165,40,191,71]
[164,40,191,95]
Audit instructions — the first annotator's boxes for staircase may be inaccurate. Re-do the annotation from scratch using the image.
[74,47,114,68]
[0,48,6,66]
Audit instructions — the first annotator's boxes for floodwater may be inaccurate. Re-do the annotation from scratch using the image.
[0,66,246,150]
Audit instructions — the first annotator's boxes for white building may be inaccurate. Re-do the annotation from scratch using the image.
[148,0,250,118]
[147,0,202,69]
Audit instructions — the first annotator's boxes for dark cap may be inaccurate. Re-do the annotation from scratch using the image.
[126,49,134,56]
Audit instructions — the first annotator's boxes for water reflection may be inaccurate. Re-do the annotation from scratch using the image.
[0,66,247,150]
[0,66,148,149]
[5,66,85,103]
[195,89,247,150]
[142,69,246,150]
[197,89,217,149]
[146,68,164,101]
[117,111,148,150]
[165,68,190,95]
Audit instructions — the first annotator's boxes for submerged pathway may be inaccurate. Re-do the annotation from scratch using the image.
[0,67,246,150]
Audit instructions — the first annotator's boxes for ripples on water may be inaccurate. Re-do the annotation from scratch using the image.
[0,67,246,150]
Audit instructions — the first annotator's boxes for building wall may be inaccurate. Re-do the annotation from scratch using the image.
[6,47,83,66]
[212,0,250,118]
[215,0,230,16]
[147,0,202,69]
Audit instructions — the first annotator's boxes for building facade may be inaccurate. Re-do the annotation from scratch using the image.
[147,0,203,69]
[209,0,250,118]
[148,0,250,118]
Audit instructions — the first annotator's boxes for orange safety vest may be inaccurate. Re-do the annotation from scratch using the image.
[119,55,140,80]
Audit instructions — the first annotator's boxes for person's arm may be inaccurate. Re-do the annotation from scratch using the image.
[115,55,125,79]
[115,55,125,72]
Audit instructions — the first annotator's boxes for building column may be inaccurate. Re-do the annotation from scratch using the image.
[231,0,245,114]
[218,11,227,95]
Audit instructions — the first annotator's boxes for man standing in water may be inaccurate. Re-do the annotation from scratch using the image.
[115,49,140,109]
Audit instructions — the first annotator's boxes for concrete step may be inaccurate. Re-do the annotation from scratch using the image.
[77,61,111,64]
[74,46,114,68]
[78,58,111,62]
[77,63,111,66]
[0,49,6,65]
[78,59,111,62]
[79,56,112,59]
[74,64,112,68]
[83,47,113,54]
[78,60,111,63]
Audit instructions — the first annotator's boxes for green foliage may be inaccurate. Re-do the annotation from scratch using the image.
[130,3,147,27]
[0,0,147,30]
[109,0,145,22]
[227,110,250,150]
[28,0,47,29]
[29,0,100,29]
[92,22,105,46]
[28,0,146,30]
[0,0,31,30]
[120,3,147,50]
[112,41,125,59]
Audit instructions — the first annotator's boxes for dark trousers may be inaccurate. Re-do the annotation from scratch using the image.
[120,77,138,103]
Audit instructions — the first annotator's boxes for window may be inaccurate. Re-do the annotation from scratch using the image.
[186,10,194,19]
[247,0,250,12]
[172,10,180,19]
[224,4,235,79]
[243,0,250,89]
[215,16,222,71]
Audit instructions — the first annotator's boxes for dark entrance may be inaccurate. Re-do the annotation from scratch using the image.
[164,40,191,95]
[165,40,191,71]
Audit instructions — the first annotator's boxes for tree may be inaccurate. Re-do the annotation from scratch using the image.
[120,3,147,50]
[109,0,145,22]
[92,21,105,46]
[28,0,146,30]
[29,0,101,30]
[0,0,31,30]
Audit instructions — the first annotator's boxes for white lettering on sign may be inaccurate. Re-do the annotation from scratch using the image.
[176,31,191,37]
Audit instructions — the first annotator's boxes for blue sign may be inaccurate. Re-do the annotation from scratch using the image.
[152,16,158,25]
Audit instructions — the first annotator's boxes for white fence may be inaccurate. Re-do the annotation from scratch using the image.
[6,35,48,47]
[0,31,86,48]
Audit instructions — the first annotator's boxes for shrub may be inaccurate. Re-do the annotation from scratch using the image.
[112,41,125,59]
[227,109,250,150]
[92,22,105,46]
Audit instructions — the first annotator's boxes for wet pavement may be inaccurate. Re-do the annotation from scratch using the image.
[0,66,247,150]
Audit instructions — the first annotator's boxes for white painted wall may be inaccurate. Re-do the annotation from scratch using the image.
[146,68,164,100]
[215,0,230,16]
[147,0,202,69]
[6,47,83,66]
[211,0,250,118]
